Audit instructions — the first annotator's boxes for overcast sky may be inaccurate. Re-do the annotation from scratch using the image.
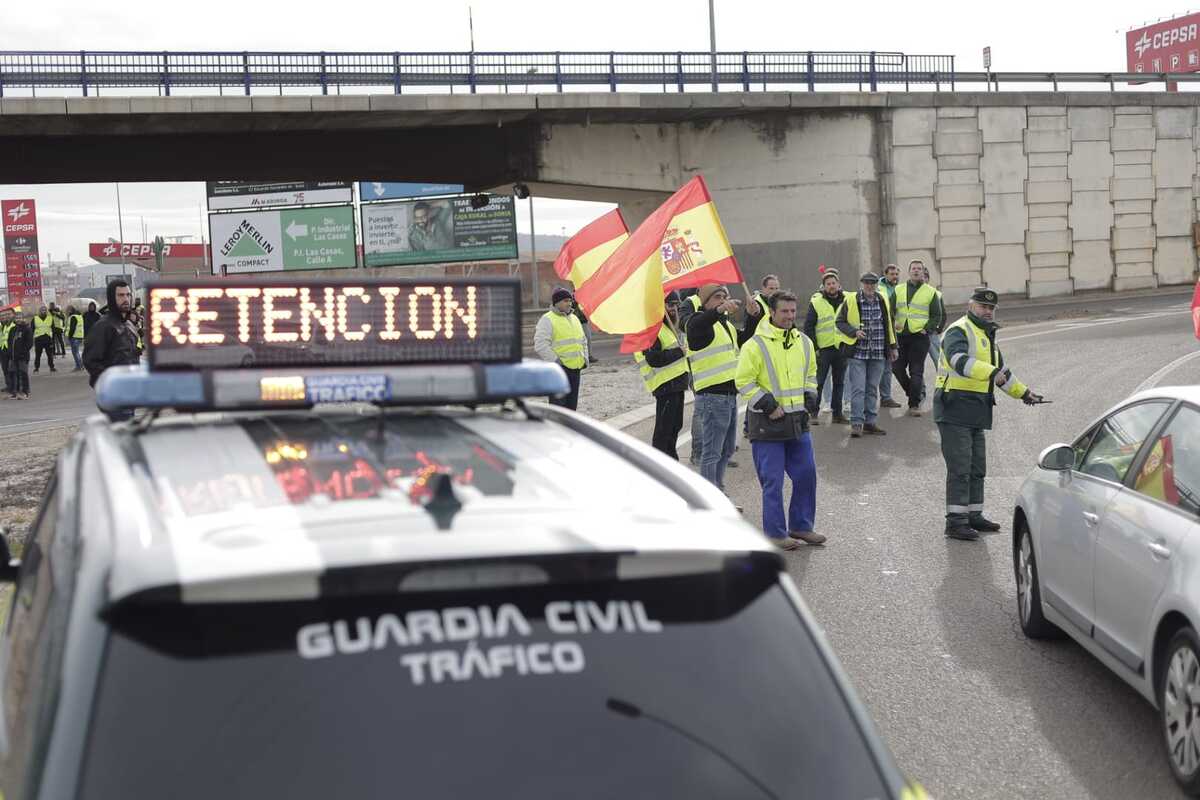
[0,0,1191,263]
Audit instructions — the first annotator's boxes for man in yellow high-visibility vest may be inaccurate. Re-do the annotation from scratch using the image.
[803,268,849,425]
[66,305,86,371]
[635,292,689,459]
[891,259,943,416]
[31,305,56,373]
[534,287,589,410]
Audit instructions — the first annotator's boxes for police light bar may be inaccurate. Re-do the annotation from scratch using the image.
[146,277,522,371]
[95,360,569,414]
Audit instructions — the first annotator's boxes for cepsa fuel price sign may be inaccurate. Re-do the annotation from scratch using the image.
[147,278,522,370]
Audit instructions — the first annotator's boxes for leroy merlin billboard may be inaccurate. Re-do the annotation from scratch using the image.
[209,206,357,274]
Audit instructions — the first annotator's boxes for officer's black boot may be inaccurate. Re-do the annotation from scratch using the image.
[944,516,979,541]
[968,514,1002,533]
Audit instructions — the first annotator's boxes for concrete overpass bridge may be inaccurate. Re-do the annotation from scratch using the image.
[2,52,1199,302]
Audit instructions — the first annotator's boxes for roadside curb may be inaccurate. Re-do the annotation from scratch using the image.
[605,394,694,430]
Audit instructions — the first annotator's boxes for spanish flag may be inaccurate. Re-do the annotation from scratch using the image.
[553,209,629,287]
[575,176,742,353]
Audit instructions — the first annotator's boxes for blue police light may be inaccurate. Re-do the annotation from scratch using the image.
[96,363,205,413]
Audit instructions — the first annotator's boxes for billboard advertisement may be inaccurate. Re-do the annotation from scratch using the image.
[362,195,518,267]
[209,206,357,275]
[2,199,43,303]
[206,181,354,211]
[359,182,466,201]
[1127,13,1200,75]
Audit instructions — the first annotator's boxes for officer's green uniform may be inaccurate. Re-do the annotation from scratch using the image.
[933,287,1039,539]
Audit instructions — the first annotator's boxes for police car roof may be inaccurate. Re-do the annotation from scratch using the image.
[84,404,765,606]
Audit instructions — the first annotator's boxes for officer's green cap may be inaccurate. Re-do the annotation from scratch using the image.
[970,286,999,306]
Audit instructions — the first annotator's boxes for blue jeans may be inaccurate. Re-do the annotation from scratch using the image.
[751,434,817,538]
[69,338,82,370]
[690,398,704,464]
[695,392,738,490]
[847,357,885,426]
[879,360,893,400]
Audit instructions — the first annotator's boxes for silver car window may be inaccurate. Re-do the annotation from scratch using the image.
[1079,401,1170,484]
[1131,404,1200,514]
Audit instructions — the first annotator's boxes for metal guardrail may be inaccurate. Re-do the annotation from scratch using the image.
[0,50,957,96]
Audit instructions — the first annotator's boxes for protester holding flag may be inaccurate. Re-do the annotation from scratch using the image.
[687,284,756,495]
[534,288,589,410]
[635,292,690,459]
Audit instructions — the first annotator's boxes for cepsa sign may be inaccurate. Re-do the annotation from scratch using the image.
[1127,13,1200,74]
[147,278,522,370]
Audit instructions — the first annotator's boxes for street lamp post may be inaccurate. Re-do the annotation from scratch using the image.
[115,183,128,279]
[709,0,718,92]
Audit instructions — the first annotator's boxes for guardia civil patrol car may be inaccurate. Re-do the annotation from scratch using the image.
[0,277,926,799]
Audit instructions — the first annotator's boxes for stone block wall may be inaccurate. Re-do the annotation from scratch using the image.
[889,99,1200,303]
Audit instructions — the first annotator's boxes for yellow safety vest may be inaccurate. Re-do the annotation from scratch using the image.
[69,314,84,339]
[544,311,586,370]
[634,325,689,394]
[51,314,64,331]
[808,291,846,349]
[32,315,54,339]
[0,321,10,350]
[936,315,1027,398]
[687,295,701,312]
[894,282,937,334]
[735,324,817,413]
[688,317,740,391]
[835,291,897,348]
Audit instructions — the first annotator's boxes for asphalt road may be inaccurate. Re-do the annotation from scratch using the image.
[0,361,96,436]
[620,292,1199,799]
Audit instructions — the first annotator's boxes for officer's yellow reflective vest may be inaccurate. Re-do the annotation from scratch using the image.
[807,290,846,349]
[894,282,937,333]
[835,291,897,349]
[543,311,586,370]
[32,314,53,339]
[688,317,740,391]
[634,325,689,394]
[936,314,1027,398]
[69,314,84,339]
[735,323,818,413]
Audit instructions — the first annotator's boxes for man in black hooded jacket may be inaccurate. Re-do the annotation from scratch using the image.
[82,279,140,406]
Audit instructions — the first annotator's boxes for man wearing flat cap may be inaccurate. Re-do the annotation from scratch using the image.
[534,287,589,410]
[835,271,898,438]
[934,286,1045,541]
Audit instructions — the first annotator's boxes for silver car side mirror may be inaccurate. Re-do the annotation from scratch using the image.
[1038,443,1074,472]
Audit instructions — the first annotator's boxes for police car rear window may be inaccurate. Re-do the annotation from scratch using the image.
[138,415,517,515]
[80,559,891,800]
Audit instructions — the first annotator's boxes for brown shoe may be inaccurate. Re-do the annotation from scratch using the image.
[770,536,803,551]
[863,423,887,435]
[880,399,902,408]
[907,408,923,417]
[809,416,820,426]
[850,424,863,438]
[831,414,850,425]
[789,531,827,546]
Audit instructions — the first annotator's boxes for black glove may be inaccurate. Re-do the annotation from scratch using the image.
[1022,389,1044,406]
[804,392,819,416]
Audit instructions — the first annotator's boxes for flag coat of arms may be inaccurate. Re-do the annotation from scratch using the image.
[575,176,742,352]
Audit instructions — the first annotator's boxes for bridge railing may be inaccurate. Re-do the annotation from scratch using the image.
[0,50,960,96]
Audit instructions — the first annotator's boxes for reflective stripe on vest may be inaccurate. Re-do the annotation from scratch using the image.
[739,330,816,412]
[32,315,53,338]
[894,282,937,333]
[546,311,586,369]
[935,315,1026,399]
[688,319,739,391]
[0,322,10,350]
[836,292,896,348]
[808,291,844,349]
[69,314,84,339]
[634,326,689,394]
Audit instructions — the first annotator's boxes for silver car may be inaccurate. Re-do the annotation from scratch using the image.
[1013,386,1200,795]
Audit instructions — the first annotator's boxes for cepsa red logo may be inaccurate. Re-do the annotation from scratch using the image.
[1,200,37,237]
[1128,13,1200,73]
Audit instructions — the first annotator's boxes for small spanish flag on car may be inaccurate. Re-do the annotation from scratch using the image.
[553,209,630,288]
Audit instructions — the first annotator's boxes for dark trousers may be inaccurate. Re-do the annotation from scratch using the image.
[549,366,582,410]
[815,346,847,414]
[893,332,930,409]
[651,391,685,459]
[52,330,65,356]
[0,349,9,393]
[33,336,54,371]
[10,359,29,396]
[938,422,987,524]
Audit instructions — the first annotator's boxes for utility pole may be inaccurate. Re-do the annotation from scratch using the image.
[115,183,128,279]
[528,195,539,307]
[709,0,718,92]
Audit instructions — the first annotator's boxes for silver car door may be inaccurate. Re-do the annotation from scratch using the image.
[1094,403,1200,674]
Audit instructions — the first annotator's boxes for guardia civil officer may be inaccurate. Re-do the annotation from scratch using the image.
[934,287,1044,541]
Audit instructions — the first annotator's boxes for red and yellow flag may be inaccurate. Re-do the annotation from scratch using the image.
[1191,279,1200,340]
[553,209,629,287]
[575,176,742,353]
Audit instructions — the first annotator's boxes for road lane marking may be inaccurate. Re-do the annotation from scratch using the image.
[1134,350,1200,394]
[1002,309,1190,342]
